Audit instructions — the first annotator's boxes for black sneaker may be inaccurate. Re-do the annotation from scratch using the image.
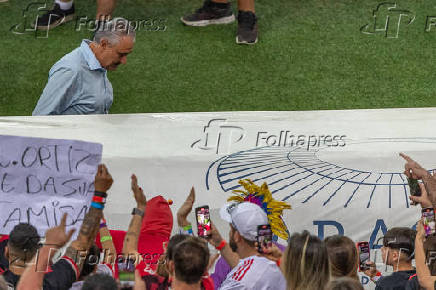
[236,10,258,45]
[181,0,235,27]
[33,3,75,30]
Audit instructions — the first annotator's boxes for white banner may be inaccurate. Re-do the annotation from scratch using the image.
[0,108,435,288]
[0,135,102,238]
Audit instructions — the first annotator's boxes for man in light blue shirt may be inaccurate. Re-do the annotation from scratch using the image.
[33,18,135,115]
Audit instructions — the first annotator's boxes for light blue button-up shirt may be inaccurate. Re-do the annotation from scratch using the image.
[33,40,113,115]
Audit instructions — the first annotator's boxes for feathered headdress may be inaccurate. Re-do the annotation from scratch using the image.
[228,179,291,241]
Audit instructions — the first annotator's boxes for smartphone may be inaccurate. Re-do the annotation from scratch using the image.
[357,242,370,271]
[195,206,211,238]
[422,208,436,237]
[408,177,422,197]
[257,225,272,253]
[117,257,136,285]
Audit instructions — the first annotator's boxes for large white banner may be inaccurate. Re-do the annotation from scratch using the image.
[0,135,102,238]
[0,108,434,287]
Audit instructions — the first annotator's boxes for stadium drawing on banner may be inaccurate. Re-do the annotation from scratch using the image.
[206,137,436,209]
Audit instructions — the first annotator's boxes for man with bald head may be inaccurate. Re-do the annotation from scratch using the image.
[33,17,135,115]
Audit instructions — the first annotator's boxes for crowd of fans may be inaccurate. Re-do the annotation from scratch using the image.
[0,153,435,290]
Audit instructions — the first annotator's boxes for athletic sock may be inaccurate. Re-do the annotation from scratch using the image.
[210,1,230,9]
[55,0,73,11]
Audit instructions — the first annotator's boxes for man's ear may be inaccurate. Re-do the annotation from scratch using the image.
[100,38,109,49]
[391,250,399,263]
[167,260,175,277]
[234,230,242,243]
[4,246,8,259]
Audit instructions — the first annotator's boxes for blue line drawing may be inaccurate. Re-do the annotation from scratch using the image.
[205,138,436,208]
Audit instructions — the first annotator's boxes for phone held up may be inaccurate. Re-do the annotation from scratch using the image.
[407,177,422,197]
[195,205,211,238]
[357,241,370,271]
[422,207,436,237]
[257,224,272,253]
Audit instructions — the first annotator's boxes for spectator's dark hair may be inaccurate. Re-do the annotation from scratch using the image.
[383,227,416,259]
[325,277,364,290]
[283,230,330,290]
[166,234,191,262]
[155,234,192,279]
[82,273,118,290]
[8,223,40,261]
[80,244,101,279]
[324,235,359,280]
[172,237,209,284]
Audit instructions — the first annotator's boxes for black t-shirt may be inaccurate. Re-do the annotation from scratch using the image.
[2,259,77,290]
[0,239,9,269]
[0,239,77,290]
[404,275,420,290]
[376,270,417,290]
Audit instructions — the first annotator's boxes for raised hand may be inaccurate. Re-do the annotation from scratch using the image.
[410,183,433,208]
[206,221,224,248]
[94,164,113,193]
[177,186,195,227]
[400,153,436,207]
[256,242,282,262]
[362,260,377,278]
[400,153,430,180]
[131,174,147,209]
[45,213,76,248]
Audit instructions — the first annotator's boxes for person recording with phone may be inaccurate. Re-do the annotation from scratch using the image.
[362,227,417,289]
[207,202,286,290]
[400,153,436,289]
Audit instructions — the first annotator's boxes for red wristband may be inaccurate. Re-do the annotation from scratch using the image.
[215,240,227,251]
[93,196,106,203]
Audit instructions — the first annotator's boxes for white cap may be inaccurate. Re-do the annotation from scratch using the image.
[220,202,269,241]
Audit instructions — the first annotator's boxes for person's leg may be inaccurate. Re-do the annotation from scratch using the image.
[96,0,117,20]
[56,0,73,11]
[181,0,235,27]
[236,0,257,44]
[238,0,254,12]
[34,0,75,30]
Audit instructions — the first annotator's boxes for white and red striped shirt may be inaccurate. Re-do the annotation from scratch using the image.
[219,256,286,290]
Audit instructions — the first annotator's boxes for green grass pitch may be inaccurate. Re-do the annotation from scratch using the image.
[0,0,434,116]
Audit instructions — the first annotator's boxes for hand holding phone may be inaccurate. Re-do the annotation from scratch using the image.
[357,242,370,271]
[422,208,436,237]
[118,257,136,284]
[195,206,211,238]
[408,177,422,197]
[257,225,272,254]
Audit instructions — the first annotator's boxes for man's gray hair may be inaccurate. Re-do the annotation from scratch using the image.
[93,17,136,45]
